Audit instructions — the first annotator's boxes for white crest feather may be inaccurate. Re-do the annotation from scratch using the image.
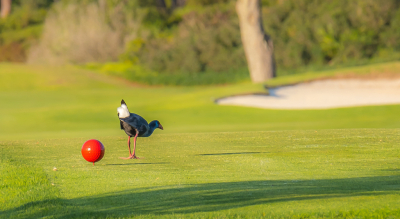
[117,103,130,118]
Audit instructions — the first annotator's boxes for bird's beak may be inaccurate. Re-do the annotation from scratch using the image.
[159,124,164,130]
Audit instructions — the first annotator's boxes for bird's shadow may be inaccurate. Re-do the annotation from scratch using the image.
[198,152,263,156]
[106,162,169,166]
[381,168,400,172]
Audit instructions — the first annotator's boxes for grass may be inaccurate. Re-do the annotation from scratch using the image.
[85,62,251,86]
[266,61,400,87]
[1,130,400,218]
[85,61,400,87]
[0,62,400,218]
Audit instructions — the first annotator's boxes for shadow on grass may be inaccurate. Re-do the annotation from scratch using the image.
[199,152,262,156]
[2,175,399,218]
[106,162,169,166]
[382,168,400,172]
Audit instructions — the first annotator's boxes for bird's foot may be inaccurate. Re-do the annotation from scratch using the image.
[119,154,143,160]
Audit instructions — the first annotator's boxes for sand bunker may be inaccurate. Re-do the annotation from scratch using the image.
[216,79,400,109]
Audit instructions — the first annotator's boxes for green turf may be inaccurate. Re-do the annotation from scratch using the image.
[266,61,400,87]
[1,130,400,218]
[0,63,400,218]
[1,63,400,140]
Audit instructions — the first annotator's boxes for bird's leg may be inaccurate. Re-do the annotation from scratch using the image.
[119,136,133,159]
[128,136,132,156]
[120,131,142,160]
[130,131,140,159]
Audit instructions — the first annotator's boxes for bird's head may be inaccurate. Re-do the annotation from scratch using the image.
[117,99,130,118]
[150,120,163,130]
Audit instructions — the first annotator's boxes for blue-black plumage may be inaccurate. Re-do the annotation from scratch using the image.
[118,99,163,159]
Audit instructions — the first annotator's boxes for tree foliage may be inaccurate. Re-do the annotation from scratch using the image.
[121,0,400,76]
[2,0,400,80]
[122,4,245,74]
[0,0,52,61]
[262,0,400,71]
[28,0,142,64]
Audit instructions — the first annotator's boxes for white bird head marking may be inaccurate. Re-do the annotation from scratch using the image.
[117,102,130,118]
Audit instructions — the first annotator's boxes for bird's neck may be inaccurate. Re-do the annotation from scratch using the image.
[143,121,158,137]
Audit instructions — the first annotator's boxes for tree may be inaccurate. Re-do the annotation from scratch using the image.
[148,0,186,13]
[171,0,186,9]
[155,0,167,9]
[1,0,11,19]
[236,0,275,83]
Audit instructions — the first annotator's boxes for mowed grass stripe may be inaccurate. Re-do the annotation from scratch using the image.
[1,63,400,141]
[1,129,399,218]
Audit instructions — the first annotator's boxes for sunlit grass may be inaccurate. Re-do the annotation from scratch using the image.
[266,61,400,87]
[1,64,400,141]
[1,129,400,218]
[1,63,400,218]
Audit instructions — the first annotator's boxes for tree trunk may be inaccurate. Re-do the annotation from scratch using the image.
[236,0,275,83]
[1,0,11,19]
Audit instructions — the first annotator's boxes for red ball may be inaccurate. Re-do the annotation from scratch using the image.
[81,139,105,165]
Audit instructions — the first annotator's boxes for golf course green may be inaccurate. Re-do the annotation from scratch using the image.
[1,63,399,218]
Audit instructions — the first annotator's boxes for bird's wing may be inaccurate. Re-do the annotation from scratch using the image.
[120,113,149,133]
[120,120,124,130]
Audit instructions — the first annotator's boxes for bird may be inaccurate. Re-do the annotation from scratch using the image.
[117,99,163,159]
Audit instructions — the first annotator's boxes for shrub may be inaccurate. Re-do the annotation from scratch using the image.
[5,0,400,84]
[263,0,400,70]
[27,0,143,64]
[0,0,51,62]
[122,3,246,75]
[122,0,400,77]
